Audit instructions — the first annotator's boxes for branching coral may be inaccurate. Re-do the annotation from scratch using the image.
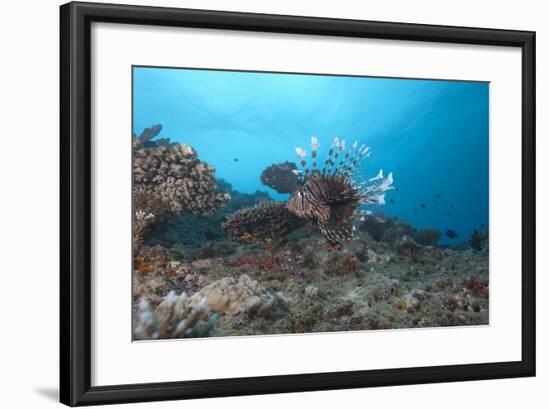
[260,161,300,194]
[222,201,304,246]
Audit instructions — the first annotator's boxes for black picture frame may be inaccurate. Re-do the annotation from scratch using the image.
[60,1,536,406]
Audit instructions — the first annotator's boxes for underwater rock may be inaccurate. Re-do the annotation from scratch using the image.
[288,299,325,333]
[359,214,391,241]
[183,241,238,260]
[412,228,441,246]
[133,244,172,275]
[396,235,422,259]
[358,214,414,244]
[222,201,305,246]
[189,274,288,318]
[398,289,426,312]
[260,161,300,194]
[381,221,414,243]
[416,245,445,264]
[324,252,359,275]
[133,291,218,339]
[463,275,489,298]
[364,274,401,305]
[440,290,476,313]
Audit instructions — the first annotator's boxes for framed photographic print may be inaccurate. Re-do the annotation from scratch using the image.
[60,1,536,406]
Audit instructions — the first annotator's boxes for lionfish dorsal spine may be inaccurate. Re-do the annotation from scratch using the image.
[341,141,362,176]
[329,139,347,176]
[295,147,310,175]
[332,139,360,176]
[311,136,320,174]
[322,137,339,176]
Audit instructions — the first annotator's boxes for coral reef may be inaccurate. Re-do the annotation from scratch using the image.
[132,126,230,247]
[133,220,489,339]
[144,183,271,249]
[222,201,305,246]
[131,133,489,340]
[260,161,300,194]
[133,140,229,217]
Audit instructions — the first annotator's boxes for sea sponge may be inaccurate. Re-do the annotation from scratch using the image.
[260,161,300,194]
[222,201,304,246]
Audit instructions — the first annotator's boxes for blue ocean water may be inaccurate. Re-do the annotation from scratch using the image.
[133,66,489,245]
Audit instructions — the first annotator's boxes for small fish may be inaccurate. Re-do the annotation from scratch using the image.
[445,229,459,239]
[375,217,386,224]
[414,209,417,214]
[446,211,450,216]
[394,186,399,192]
[390,198,395,204]
[359,216,365,222]
[420,203,427,210]
[435,194,441,199]
[233,158,239,162]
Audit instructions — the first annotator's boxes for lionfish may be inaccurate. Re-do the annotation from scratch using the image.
[286,137,394,246]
